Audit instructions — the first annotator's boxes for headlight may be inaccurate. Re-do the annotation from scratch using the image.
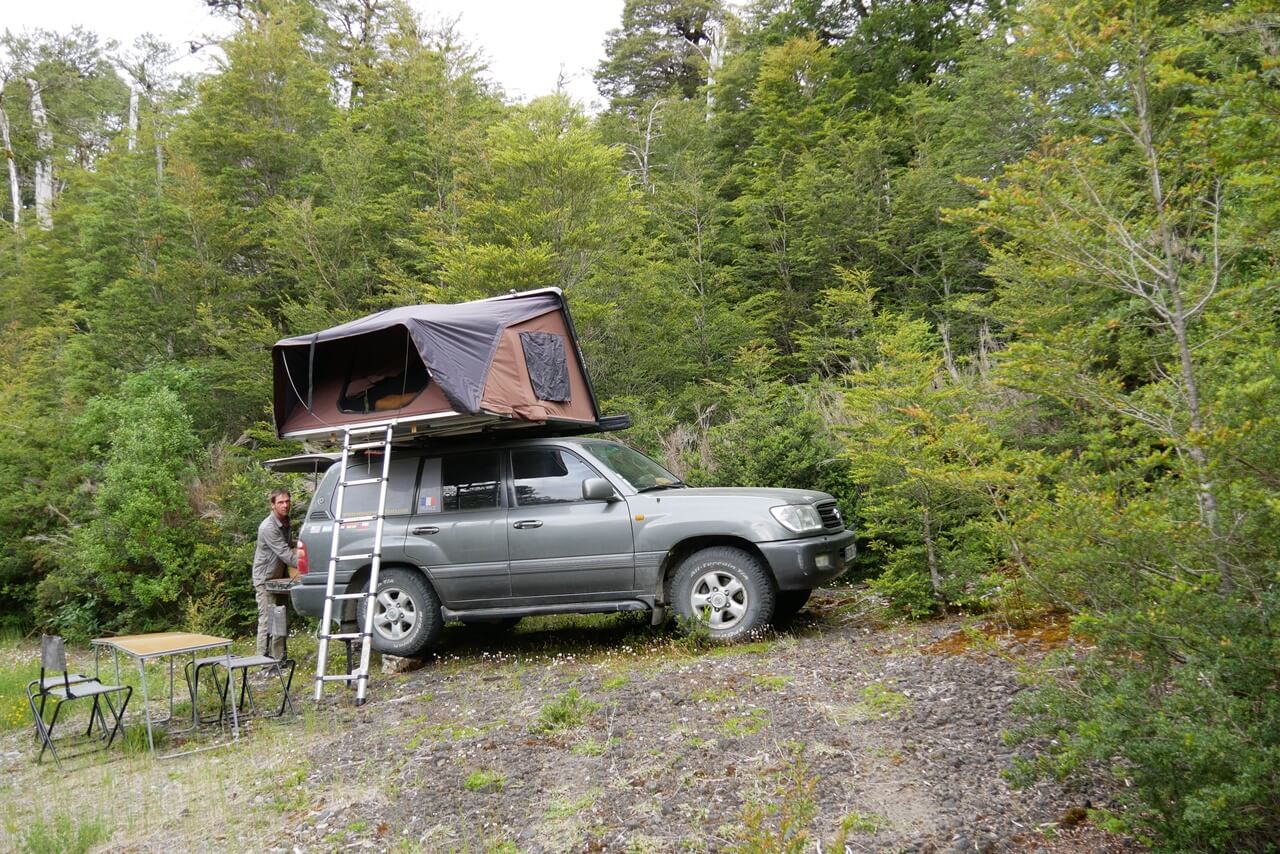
[770,504,824,534]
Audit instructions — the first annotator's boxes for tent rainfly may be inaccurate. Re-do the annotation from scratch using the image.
[272,289,609,441]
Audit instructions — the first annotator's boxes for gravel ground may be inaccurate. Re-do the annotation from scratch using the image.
[273,591,1143,853]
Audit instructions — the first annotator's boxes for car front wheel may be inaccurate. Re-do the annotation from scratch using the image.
[670,546,775,640]
[356,567,443,657]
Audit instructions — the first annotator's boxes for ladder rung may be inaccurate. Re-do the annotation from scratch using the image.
[334,553,375,562]
[341,477,383,487]
[328,592,368,601]
[322,632,368,641]
[319,674,362,682]
[337,514,379,524]
[347,440,387,451]
[345,424,394,436]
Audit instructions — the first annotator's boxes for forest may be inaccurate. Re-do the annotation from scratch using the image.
[0,0,1276,849]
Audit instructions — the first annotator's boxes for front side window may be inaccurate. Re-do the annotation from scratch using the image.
[512,449,600,506]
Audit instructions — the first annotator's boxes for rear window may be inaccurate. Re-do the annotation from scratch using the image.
[416,452,503,512]
[340,454,419,516]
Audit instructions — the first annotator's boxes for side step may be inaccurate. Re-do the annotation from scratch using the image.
[441,599,652,622]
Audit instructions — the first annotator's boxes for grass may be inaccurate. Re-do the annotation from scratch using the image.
[721,707,770,737]
[0,657,33,732]
[835,810,889,835]
[571,735,615,756]
[463,769,506,793]
[852,683,911,720]
[531,687,601,734]
[751,674,792,691]
[8,812,112,854]
[544,791,598,820]
[691,685,737,703]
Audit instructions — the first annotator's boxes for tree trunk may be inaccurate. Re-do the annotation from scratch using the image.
[922,505,942,597]
[938,321,961,383]
[0,86,19,229]
[704,23,724,122]
[25,78,53,230]
[127,86,139,152]
[1131,55,1230,589]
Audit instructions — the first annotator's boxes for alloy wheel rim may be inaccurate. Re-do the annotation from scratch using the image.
[689,569,748,630]
[373,587,418,640]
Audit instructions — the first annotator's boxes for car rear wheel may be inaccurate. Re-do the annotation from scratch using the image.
[670,546,775,640]
[356,567,443,657]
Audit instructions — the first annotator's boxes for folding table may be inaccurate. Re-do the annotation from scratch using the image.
[91,632,240,758]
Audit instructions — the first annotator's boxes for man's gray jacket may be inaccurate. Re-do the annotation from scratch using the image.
[252,512,295,586]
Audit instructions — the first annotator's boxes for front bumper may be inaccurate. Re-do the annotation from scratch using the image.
[757,528,857,590]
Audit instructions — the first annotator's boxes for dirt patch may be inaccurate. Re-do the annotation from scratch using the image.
[923,614,1074,658]
[281,597,1137,853]
[3,593,1142,853]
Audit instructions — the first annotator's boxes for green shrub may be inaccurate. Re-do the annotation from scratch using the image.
[1011,591,1280,852]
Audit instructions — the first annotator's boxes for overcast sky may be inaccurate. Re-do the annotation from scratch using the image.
[3,0,624,108]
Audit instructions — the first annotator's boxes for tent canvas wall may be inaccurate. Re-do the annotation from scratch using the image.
[272,289,603,440]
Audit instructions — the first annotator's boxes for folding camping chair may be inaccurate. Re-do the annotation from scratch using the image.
[27,635,132,770]
[187,606,295,723]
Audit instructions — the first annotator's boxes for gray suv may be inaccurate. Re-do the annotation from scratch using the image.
[288,437,855,656]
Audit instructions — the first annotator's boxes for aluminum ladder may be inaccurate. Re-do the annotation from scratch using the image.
[314,423,394,706]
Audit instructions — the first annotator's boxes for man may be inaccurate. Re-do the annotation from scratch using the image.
[252,488,297,658]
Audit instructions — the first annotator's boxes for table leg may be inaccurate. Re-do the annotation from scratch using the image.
[189,651,198,728]
[224,645,239,741]
[139,657,154,755]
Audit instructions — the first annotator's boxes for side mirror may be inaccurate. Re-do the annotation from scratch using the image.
[582,478,619,502]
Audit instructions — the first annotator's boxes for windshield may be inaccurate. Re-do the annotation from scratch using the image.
[582,441,683,492]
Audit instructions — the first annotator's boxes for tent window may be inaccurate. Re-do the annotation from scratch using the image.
[338,357,430,414]
[519,331,570,402]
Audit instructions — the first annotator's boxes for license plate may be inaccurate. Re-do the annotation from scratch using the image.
[842,544,856,562]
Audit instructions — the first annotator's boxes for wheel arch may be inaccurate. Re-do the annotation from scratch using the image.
[656,536,774,604]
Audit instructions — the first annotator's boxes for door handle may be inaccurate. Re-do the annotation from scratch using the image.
[512,520,543,530]
[411,525,439,535]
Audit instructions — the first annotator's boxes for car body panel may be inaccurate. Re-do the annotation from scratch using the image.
[289,436,853,632]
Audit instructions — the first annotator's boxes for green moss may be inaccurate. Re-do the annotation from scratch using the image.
[464,769,506,792]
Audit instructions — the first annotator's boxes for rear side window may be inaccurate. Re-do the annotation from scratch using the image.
[340,455,419,517]
[511,449,600,506]
[416,452,503,513]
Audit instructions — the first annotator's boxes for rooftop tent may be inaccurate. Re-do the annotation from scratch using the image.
[272,289,604,440]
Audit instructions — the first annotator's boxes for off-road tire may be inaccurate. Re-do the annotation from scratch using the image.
[670,546,775,640]
[356,567,443,657]
[771,589,812,625]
